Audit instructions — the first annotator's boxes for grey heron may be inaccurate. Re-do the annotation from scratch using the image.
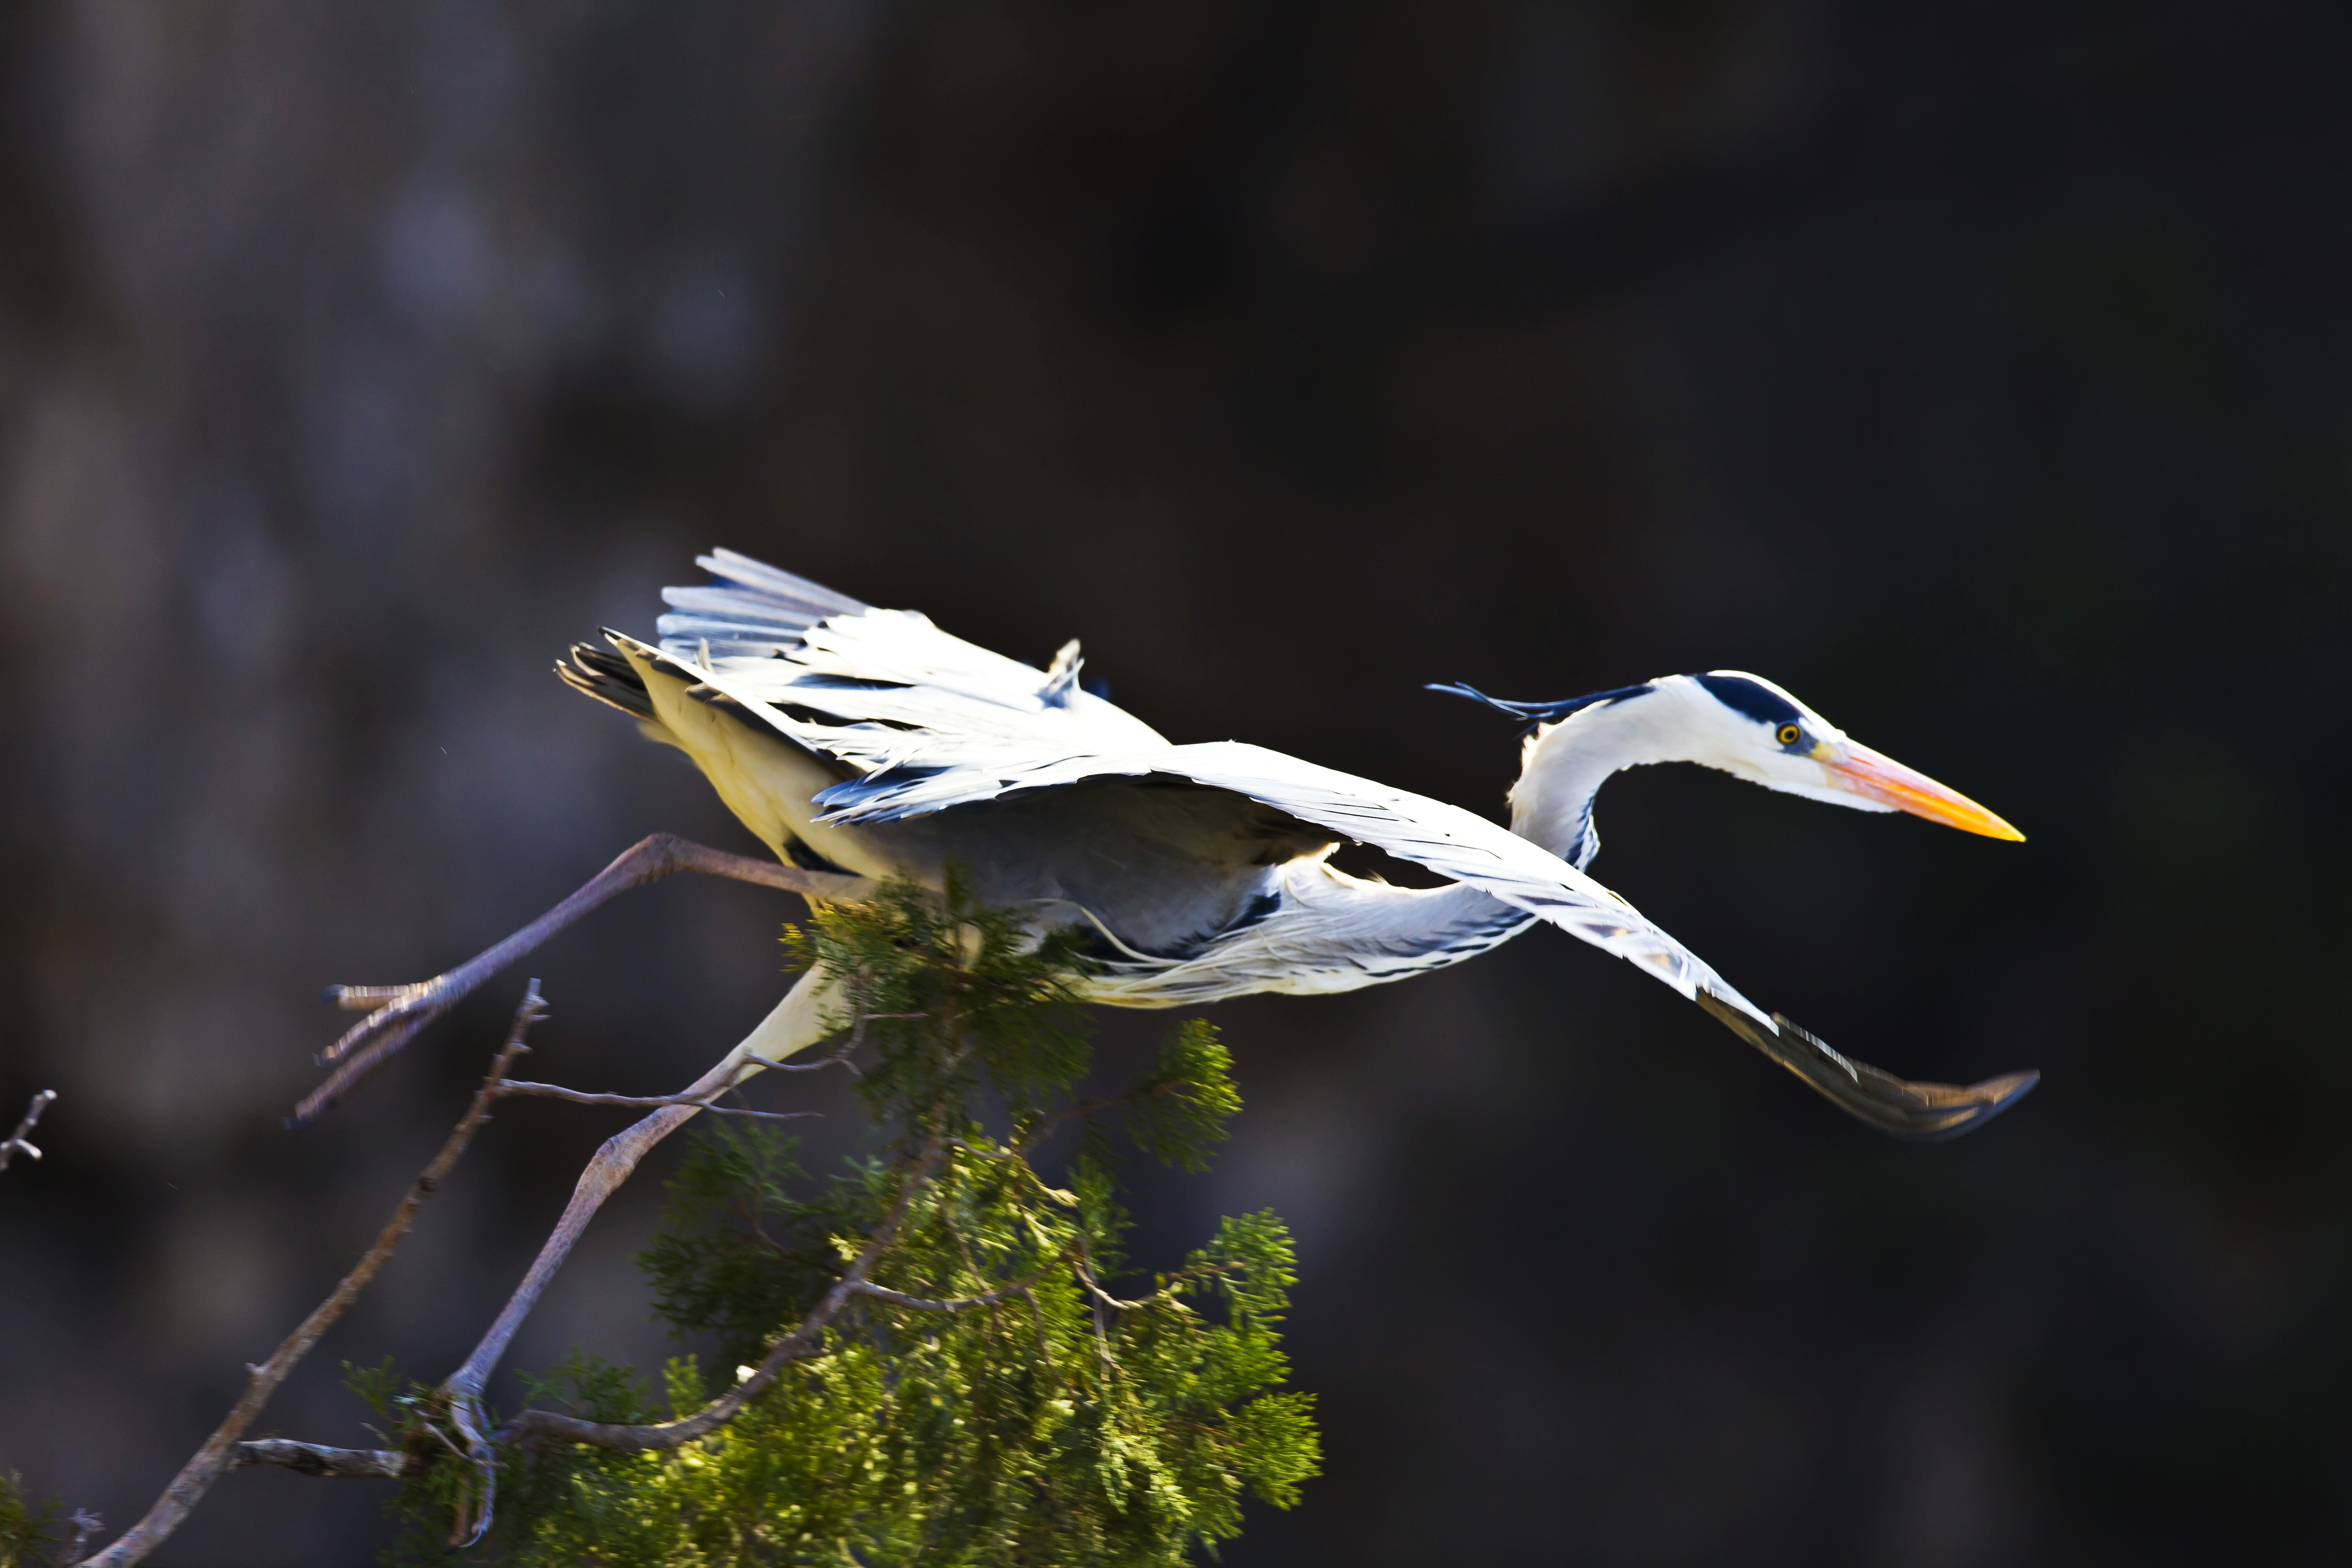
[313,550,2036,1405]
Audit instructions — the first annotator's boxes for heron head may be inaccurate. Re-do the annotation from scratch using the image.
[1429,671,2024,851]
[1674,671,2023,840]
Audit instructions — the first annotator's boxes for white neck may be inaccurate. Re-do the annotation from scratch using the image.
[1506,678,1720,867]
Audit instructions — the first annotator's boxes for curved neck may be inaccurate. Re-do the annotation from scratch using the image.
[1506,683,1706,868]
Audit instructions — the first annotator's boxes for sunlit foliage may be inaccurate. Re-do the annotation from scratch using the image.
[364,874,1317,1564]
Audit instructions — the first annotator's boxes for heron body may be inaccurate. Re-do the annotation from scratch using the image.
[563,555,1546,1006]
[547,549,2034,1140]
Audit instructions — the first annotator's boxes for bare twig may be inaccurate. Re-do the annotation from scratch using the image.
[295,834,869,1124]
[746,1053,859,1075]
[1014,1071,1202,1156]
[83,985,549,1568]
[745,1006,915,1079]
[1074,1247,1155,1314]
[1,1088,56,1171]
[232,1440,415,1480]
[490,1080,820,1122]
[848,1261,1061,1313]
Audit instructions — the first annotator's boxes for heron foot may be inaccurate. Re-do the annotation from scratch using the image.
[319,980,451,1065]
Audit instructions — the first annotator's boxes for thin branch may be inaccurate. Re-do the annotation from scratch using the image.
[745,1006,916,1078]
[745,1053,859,1075]
[848,1252,1068,1313]
[1,1088,56,1171]
[232,1440,415,1480]
[1074,1250,1156,1314]
[82,984,549,1568]
[1015,1073,1198,1156]
[490,1080,820,1122]
[178,1005,1182,1526]
[1077,1239,1117,1375]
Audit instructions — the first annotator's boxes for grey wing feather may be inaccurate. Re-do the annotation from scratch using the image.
[807,737,1771,1021]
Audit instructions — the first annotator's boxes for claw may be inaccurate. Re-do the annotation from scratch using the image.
[325,984,418,1012]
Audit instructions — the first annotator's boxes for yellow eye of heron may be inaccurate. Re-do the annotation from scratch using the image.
[1776,722,1802,746]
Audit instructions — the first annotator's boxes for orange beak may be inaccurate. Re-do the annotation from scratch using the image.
[1821,742,2025,841]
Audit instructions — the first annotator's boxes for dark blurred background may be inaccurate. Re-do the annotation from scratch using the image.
[3,1,2349,1562]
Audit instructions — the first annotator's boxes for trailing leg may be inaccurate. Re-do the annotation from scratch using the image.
[294,834,864,1125]
[440,965,842,1429]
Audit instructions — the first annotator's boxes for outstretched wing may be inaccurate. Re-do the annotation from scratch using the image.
[808,735,2035,1142]
[820,738,1769,1007]
[610,551,2037,1142]
[623,548,1168,762]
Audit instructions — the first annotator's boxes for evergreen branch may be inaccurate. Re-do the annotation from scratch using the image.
[490,1080,821,1121]
[849,1281,1031,1312]
[1073,1251,1155,1313]
[435,995,936,1542]
[1014,1074,1188,1155]
[746,1007,919,1079]
[504,1078,966,1456]
[849,1248,1071,1312]
[144,883,1316,1560]
[1014,1018,1238,1171]
[81,983,548,1568]
[0,1089,56,1171]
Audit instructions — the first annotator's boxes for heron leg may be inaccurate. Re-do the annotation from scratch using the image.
[294,834,865,1126]
[441,966,840,1433]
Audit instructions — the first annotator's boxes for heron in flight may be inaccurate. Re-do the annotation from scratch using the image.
[310,549,2035,1404]
[316,546,2032,1130]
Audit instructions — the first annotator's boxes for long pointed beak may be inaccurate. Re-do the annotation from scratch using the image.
[1821,742,2024,841]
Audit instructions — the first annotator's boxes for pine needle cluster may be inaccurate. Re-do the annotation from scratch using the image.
[0,1473,63,1568]
[363,874,1318,1565]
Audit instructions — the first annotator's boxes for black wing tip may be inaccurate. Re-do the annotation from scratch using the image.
[557,640,657,721]
[1906,1068,2040,1143]
[1748,1010,2040,1143]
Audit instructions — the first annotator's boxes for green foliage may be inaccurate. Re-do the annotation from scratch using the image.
[1121,1021,1243,1175]
[0,1474,62,1568]
[377,875,1317,1565]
